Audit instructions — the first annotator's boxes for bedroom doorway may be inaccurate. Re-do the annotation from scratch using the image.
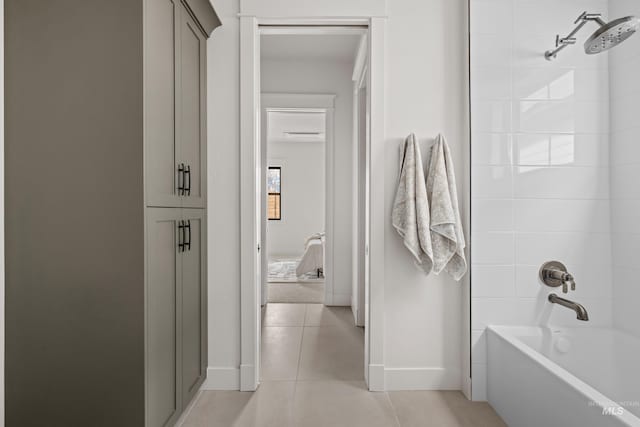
[262,106,328,305]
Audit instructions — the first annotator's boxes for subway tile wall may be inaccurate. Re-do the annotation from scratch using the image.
[610,0,640,339]
[470,0,614,401]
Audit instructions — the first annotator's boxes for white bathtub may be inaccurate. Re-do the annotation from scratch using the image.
[487,326,640,427]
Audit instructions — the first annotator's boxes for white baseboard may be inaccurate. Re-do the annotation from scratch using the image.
[240,364,257,391]
[384,367,461,391]
[201,367,240,390]
[368,364,385,391]
[329,293,351,306]
[202,366,462,393]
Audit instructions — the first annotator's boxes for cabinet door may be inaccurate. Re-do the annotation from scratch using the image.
[180,209,207,408]
[177,5,207,208]
[146,208,182,427]
[145,0,182,208]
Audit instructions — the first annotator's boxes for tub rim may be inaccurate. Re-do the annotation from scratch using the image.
[487,325,640,427]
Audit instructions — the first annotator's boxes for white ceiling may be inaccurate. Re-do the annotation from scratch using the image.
[261,34,361,63]
[267,111,326,144]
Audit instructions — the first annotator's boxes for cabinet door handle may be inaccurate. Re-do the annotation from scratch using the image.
[186,220,192,251]
[185,164,191,196]
[178,220,185,252]
[177,163,185,196]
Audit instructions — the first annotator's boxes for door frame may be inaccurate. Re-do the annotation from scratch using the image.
[1,0,5,421]
[239,17,386,392]
[351,34,368,327]
[260,94,336,307]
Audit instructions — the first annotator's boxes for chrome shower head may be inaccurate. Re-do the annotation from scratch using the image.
[584,15,640,54]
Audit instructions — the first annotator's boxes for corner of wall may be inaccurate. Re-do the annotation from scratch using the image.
[202,367,241,390]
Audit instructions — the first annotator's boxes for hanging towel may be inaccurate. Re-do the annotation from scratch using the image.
[426,134,467,281]
[392,134,433,274]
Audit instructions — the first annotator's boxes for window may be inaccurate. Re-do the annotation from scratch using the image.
[268,167,281,220]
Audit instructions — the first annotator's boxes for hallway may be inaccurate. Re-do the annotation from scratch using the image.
[180,304,506,427]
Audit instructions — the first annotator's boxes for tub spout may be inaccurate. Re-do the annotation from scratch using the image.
[548,293,589,321]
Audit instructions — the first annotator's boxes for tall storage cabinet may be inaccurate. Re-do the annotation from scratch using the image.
[147,209,207,427]
[145,2,212,425]
[5,1,219,426]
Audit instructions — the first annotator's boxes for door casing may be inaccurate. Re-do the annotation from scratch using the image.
[239,17,386,392]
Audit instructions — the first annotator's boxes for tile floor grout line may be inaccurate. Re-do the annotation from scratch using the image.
[384,391,404,427]
[294,305,308,381]
[289,303,311,424]
[302,303,309,327]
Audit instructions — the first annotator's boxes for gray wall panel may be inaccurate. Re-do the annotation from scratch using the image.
[5,1,145,425]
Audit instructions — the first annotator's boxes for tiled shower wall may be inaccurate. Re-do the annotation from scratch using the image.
[470,0,613,401]
[610,0,640,339]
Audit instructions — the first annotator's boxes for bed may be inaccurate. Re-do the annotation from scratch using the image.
[296,233,325,278]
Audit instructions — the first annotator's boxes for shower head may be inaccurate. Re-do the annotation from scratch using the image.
[584,15,640,54]
[546,12,640,60]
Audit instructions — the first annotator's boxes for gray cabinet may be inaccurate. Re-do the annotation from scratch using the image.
[144,1,216,426]
[146,0,208,209]
[146,208,207,426]
[5,0,219,426]
[180,209,207,405]
[147,209,182,427]
[179,10,208,209]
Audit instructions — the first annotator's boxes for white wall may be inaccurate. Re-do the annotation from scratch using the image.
[267,140,325,258]
[262,58,354,303]
[470,0,613,401]
[383,0,467,390]
[610,0,640,339]
[206,0,242,388]
[206,0,470,391]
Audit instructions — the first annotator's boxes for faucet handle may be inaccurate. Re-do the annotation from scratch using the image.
[540,261,576,294]
[560,273,575,293]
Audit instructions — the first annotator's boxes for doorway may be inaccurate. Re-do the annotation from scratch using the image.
[239,18,386,392]
[260,102,332,306]
[258,31,365,386]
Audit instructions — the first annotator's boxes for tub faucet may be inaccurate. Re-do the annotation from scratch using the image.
[540,261,575,293]
[548,293,589,321]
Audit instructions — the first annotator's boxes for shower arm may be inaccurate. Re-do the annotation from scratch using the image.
[545,12,606,60]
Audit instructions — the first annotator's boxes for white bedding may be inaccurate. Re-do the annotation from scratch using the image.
[296,236,324,277]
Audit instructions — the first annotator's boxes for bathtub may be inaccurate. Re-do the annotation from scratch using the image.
[487,326,640,427]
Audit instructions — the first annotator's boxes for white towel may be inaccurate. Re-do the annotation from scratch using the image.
[392,134,433,274]
[426,134,467,281]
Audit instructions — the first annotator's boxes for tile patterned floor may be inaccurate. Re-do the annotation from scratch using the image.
[267,282,324,303]
[180,303,507,427]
